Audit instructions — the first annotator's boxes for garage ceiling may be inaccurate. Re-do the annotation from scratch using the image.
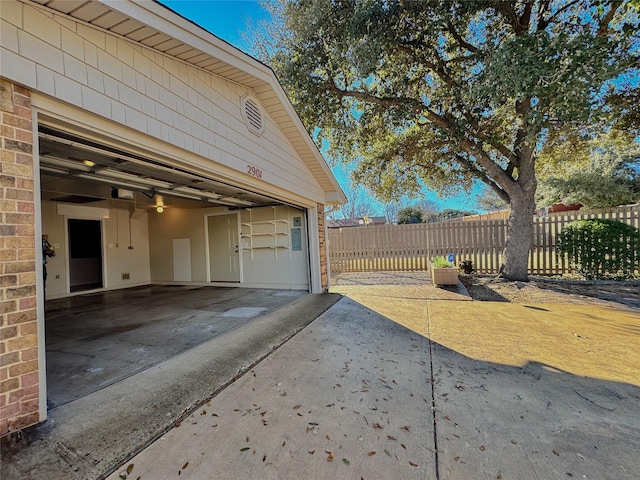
[39,126,281,210]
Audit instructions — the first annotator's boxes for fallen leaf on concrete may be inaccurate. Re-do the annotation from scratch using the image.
[327,452,334,462]
[387,435,397,441]
[182,462,188,470]
[326,435,331,441]
[384,449,392,457]
[212,413,218,417]
[553,450,560,456]
[309,422,319,426]
[240,447,250,452]
[409,461,418,467]
[201,410,206,415]
[293,405,301,410]
[343,458,350,465]
[401,444,407,450]
[372,423,383,429]
[368,451,376,456]
[263,454,267,462]
[454,456,460,462]
[126,464,134,475]
[401,426,411,432]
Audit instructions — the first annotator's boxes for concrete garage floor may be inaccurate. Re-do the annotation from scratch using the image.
[45,285,307,408]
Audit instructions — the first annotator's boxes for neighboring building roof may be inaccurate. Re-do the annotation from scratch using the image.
[327,216,387,228]
[28,0,346,205]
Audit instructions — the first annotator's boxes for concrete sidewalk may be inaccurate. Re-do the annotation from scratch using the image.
[107,293,640,480]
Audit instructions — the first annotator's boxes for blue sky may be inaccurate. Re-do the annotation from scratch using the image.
[159,0,481,214]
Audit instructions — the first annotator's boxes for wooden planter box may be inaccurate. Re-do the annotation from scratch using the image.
[431,266,458,286]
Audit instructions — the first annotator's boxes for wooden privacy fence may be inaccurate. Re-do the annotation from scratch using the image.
[328,204,640,275]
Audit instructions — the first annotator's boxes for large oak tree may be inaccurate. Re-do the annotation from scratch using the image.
[262,0,639,280]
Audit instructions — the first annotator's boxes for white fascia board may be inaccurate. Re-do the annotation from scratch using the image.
[100,0,271,83]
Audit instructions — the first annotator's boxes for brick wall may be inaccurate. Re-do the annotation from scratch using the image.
[0,78,39,436]
[317,204,327,290]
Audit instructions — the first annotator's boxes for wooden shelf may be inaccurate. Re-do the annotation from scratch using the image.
[241,208,291,259]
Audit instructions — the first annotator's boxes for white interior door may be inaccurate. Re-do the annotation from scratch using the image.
[208,214,240,282]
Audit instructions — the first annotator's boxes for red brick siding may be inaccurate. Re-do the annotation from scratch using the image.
[0,79,39,436]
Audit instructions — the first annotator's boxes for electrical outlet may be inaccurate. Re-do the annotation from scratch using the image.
[122,273,130,280]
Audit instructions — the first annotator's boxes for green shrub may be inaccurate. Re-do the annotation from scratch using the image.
[557,219,640,280]
[432,256,454,268]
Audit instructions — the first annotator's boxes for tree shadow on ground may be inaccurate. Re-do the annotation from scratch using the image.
[534,281,640,309]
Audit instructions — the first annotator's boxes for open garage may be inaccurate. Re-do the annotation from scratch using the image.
[0,0,345,435]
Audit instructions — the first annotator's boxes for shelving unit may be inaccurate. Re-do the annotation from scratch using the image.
[241,208,290,259]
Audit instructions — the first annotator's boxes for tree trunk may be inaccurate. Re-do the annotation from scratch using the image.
[501,189,536,281]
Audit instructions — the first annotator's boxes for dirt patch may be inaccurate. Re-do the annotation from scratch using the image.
[459,275,640,309]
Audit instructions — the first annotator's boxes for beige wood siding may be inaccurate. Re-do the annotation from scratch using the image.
[2,1,326,205]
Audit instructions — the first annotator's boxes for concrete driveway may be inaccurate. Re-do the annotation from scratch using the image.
[105,277,640,480]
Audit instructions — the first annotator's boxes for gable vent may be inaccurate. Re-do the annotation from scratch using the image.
[241,95,265,136]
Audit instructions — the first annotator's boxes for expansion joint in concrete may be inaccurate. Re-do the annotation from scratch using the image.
[426,302,440,480]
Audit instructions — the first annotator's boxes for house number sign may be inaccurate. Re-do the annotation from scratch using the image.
[247,164,263,179]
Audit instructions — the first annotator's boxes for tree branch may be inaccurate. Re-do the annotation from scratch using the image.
[597,1,623,38]
[537,0,581,31]
[495,2,521,34]
[445,22,480,54]
[324,78,519,194]
[323,78,425,111]
[452,154,510,203]
[519,0,535,34]
[396,43,458,88]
